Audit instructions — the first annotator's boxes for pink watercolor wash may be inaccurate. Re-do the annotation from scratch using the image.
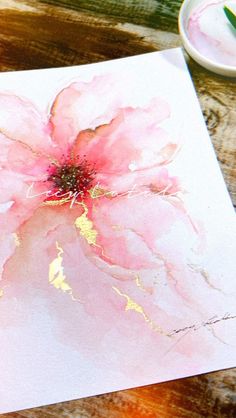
[0,50,235,414]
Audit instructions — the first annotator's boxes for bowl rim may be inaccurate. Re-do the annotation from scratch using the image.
[178,0,236,76]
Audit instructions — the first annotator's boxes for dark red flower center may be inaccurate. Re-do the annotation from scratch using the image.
[47,156,96,199]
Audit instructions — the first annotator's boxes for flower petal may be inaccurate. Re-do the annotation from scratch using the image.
[0,205,126,341]
[0,169,48,234]
[90,166,181,200]
[0,94,54,155]
[0,205,193,373]
[73,100,177,176]
[50,75,123,151]
[0,233,16,280]
[86,192,213,311]
[0,132,50,179]
[88,192,199,272]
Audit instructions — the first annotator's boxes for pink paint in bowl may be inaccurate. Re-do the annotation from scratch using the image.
[179,0,236,76]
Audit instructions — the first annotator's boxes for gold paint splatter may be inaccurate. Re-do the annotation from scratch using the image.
[49,242,73,294]
[75,202,97,245]
[112,286,169,337]
[13,233,20,247]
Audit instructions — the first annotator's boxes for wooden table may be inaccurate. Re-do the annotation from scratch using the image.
[0,1,235,417]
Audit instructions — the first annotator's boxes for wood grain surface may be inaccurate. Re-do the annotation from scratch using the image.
[0,1,235,417]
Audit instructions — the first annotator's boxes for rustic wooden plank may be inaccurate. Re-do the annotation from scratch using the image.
[0,6,156,70]
[39,0,182,32]
[0,1,235,417]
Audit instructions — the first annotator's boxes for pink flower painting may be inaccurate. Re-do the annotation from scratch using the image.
[0,50,235,413]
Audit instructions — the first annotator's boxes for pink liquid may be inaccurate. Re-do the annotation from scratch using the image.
[187,0,236,66]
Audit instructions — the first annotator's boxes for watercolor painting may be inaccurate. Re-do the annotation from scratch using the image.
[0,49,235,413]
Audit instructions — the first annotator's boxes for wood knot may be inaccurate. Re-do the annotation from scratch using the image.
[203,108,220,135]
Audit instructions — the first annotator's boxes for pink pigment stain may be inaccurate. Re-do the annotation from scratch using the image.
[187,0,236,66]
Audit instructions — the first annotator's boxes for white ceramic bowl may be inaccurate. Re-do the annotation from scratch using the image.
[178,0,236,77]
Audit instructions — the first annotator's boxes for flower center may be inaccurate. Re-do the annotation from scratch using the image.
[47,156,96,199]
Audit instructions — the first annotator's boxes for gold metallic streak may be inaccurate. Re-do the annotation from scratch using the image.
[42,197,72,206]
[188,263,224,293]
[112,286,169,337]
[75,202,97,245]
[0,129,59,165]
[0,289,3,298]
[111,224,123,231]
[89,186,114,199]
[135,274,149,293]
[13,233,20,247]
[48,242,82,303]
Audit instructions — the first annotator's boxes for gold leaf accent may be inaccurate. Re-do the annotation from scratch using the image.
[0,289,3,298]
[49,242,72,293]
[42,197,72,206]
[75,202,97,245]
[13,233,20,247]
[111,224,123,231]
[112,286,169,337]
[135,274,148,293]
[188,263,224,293]
[89,186,115,199]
